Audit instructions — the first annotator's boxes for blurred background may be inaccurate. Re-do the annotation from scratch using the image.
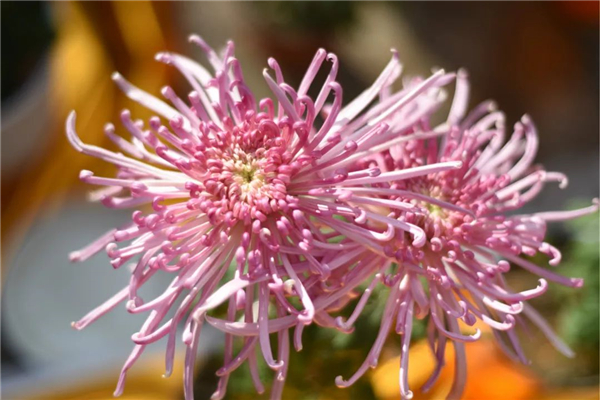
[1,1,598,399]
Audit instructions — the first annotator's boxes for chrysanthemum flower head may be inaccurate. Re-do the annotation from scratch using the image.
[317,70,598,399]
[66,35,464,399]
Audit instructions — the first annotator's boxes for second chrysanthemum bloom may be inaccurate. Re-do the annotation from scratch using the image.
[315,70,598,399]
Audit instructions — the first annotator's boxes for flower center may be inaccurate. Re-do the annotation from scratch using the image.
[408,185,459,239]
[375,176,471,259]
[239,166,256,184]
[425,203,446,219]
[228,158,268,201]
[187,115,298,226]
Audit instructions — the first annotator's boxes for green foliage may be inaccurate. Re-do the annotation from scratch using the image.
[252,2,356,34]
[555,205,600,353]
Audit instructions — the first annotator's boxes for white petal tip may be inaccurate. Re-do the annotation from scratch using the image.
[521,114,532,124]
[564,350,576,359]
[334,376,348,388]
[155,52,171,63]
[68,251,82,262]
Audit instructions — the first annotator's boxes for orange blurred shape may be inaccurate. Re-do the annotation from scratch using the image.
[540,386,600,400]
[556,1,600,25]
[371,336,541,400]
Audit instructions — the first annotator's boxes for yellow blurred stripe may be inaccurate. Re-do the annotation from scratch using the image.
[2,1,171,272]
[27,354,185,400]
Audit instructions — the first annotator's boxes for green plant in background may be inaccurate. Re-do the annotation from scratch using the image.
[556,202,599,372]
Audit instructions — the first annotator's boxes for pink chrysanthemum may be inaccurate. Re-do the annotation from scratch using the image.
[66,36,465,399]
[311,70,599,399]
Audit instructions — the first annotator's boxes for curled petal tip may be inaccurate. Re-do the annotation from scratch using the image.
[79,169,93,179]
[558,182,568,190]
[402,390,414,400]
[155,52,172,63]
[335,376,350,388]
[269,360,285,370]
[521,113,532,124]
[412,231,427,248]
[327,81,342,92]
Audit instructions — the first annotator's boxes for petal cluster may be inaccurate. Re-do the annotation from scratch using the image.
[67,35,597,400]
